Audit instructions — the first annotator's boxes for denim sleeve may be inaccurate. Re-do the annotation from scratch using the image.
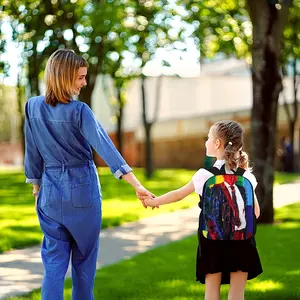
[24,101,44,185]
[79,103,132,179]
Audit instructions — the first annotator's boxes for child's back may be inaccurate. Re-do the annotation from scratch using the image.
[193,159,262,285]
[145,120,263,300]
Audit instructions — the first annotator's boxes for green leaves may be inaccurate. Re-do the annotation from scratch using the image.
[282,0,300,66]
[181,0,251,61]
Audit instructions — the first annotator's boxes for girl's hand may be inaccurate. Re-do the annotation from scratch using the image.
[144,196,158,208]
[135,185,156,208]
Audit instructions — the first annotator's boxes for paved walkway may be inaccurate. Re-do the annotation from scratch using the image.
[1,183,300,299]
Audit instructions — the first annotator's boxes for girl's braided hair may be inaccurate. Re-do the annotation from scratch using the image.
[212,120,249,170]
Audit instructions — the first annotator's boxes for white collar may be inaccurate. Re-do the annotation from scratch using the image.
[213,159,226,168]
[213,159,236,173]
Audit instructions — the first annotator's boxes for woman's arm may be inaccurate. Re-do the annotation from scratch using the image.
[33,185,40,211]
[254,193,260,219]
[24,101,44,186]
[79,103,132,180]
[121,172,143,190]
[79,104,155,207]
[122,172,154,208]
[145,181,195,207]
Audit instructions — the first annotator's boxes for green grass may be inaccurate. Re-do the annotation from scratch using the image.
[0,167,198,253]
[1,168,300,253]
[274,171,300,185]
[7,203,300,300]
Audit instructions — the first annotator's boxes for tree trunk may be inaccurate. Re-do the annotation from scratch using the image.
[291,58,299,171]
[247,0,290,223]
[28,52,41,97]
[298,121,300,171]
[116,86,124,155]
[141,75,153,178]
[144,122,153,178]
[79,42,104,107]
[282,58,299,172]
[17,69,25,164]
[79,73,97,107]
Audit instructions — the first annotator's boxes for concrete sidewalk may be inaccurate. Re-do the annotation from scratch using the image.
[1,182,300,299]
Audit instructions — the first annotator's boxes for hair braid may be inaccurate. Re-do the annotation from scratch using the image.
[212,120,250,170]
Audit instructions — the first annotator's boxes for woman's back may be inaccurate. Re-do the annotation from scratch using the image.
[25,95,92,167]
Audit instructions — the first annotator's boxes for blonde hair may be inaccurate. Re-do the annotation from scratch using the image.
[44,49,88,106]
[212,120,250,170]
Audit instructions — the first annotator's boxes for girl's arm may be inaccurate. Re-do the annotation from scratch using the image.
[145,181,195,207]
[254,193,260,219]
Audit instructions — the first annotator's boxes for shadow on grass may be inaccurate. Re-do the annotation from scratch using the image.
[8,225,42,233]
[275,218,300,223]
[0,225,42,253]
[102,214,140,228]
[274,171,300,185]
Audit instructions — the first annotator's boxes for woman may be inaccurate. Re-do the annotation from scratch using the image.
[24,49,153,300]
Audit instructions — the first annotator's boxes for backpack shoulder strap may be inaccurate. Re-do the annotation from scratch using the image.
[234,167,246,176]
[204,164,247,176]
[215,164,246,176]
[220,164,226,174]
[204,167,222,175]
[207,165,246,176]
[204,164,227,175]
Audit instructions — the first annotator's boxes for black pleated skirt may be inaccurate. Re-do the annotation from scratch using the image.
[196,233,263,284]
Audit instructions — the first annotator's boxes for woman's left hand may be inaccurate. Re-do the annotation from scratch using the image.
[144,196,158,208]
[35,196,38,211]
[135,185,158,209]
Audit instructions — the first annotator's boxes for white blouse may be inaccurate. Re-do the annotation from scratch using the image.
[192,159,258,196]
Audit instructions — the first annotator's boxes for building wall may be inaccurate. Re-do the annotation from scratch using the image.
[91,74,296,136]
[0,143,23,165]
[93,131,138,167]
[91,75,255,134]
[134,104,300,171]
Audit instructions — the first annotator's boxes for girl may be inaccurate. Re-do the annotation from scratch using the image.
[144,120,262,300]
[24,49,153,300]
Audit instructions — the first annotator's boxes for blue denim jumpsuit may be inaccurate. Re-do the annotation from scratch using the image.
[24,96,132,300]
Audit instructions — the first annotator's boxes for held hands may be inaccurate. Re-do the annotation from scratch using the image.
[135,185,159,209]
[143,195,158,208]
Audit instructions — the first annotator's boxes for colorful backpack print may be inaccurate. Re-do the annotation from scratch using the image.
[200,165,255,241]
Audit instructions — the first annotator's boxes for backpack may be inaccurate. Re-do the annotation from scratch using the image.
[199,165,256,241]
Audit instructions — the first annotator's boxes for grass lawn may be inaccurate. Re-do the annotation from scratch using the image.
[0,167,198,253]
[274,171,300,185]
[7,203,300,300]
[1,167,300,253]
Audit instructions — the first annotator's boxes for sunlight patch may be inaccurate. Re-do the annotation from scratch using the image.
[285,269,300,276]
[277,222,300,229]
[157,279,187,289]
[248,280,284,292]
